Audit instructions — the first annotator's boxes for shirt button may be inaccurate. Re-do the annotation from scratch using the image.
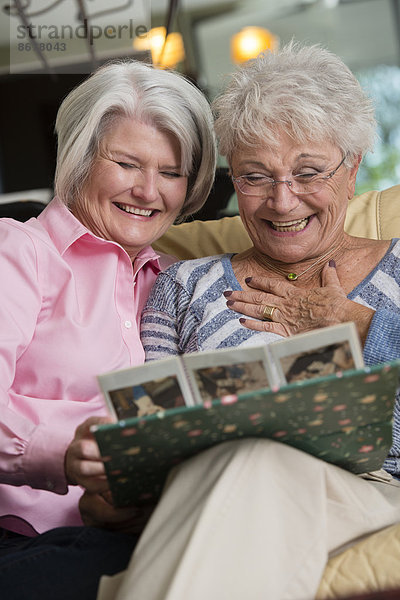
[124,320,132,329]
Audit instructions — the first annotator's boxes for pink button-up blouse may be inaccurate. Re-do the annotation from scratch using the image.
[0,198,174,535]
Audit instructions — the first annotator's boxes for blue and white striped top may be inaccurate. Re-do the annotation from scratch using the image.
[141,240,400,477]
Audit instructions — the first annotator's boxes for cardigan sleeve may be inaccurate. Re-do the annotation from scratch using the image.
[363,309,400,366]
[141,267,192,360]
[362,311,400,478]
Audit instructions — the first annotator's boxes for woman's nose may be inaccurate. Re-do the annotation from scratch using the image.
[131,171,160,202]
[265,180,301,214]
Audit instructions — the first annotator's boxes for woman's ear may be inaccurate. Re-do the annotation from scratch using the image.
[347,154,362,199]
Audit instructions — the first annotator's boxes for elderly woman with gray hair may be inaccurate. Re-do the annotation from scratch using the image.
[0,59,216,598]
[100,43,400,600]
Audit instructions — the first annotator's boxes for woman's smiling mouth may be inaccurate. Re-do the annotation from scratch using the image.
[269,216,311,232]
[114,202,156,217]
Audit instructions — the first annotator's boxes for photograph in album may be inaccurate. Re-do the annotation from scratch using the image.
[97,357,194,421]
[269,322,364,384]
[182,345,276,405]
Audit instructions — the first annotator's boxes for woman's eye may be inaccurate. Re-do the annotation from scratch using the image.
[117,161,140,170]
[294,171,319,180]
[244,174,268,184]
[161,171,181,179]
[117,162,133,169]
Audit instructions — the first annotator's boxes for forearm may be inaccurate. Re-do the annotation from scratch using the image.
[0,388,108,493]
[141,309,181,360]
[141,272,186,360]
[0,400,72,493]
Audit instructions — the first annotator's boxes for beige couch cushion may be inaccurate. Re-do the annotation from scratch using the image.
[153,185,400,597]
[154,214,251,259]
[316,523,400,599]
[345,185,400,240]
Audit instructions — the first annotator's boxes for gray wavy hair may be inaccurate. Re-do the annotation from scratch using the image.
[213,41,376,165]
[55,59,216,218]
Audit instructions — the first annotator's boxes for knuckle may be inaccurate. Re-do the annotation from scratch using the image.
[80,462,90,476]
[254,292,267,305]
[81,439,94,457]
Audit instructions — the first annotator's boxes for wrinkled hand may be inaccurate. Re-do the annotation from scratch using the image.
[79,491,155,535]
[65,416,113,493]
[225,263,374,342]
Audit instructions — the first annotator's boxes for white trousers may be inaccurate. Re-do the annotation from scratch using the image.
[97,439,400,600]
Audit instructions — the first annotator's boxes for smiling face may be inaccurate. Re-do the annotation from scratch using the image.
[72,117,188,260]
[231,131,360,264]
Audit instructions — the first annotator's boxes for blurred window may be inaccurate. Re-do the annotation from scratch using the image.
[356,65,400,194]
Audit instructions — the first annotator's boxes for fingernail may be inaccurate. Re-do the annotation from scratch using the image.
[223,290,232,297]
[245,277,252,283]
[226,300,234,306]
[329,259,336,267]
[239,318,246,324]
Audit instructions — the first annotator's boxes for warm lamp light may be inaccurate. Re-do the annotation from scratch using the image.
[133,26,185,69]
[231,26,278,64]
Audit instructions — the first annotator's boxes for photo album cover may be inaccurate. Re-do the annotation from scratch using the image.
[93,357,400,507]
[92,322,399,507]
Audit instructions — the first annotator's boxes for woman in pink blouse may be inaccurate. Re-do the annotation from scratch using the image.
[0,59,216,598]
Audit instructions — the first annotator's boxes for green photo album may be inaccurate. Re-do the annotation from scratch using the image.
[92,324,399,508]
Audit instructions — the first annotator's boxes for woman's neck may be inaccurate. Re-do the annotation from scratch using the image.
[246,243,347,286]
[232,235,391,293]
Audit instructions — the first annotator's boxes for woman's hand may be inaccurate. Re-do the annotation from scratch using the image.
[65,416,113,493]
[225,262,374,343]
[79,491,155,535]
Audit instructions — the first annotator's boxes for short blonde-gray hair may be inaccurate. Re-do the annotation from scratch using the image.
[55,59,216,218]
[213,41,376,165]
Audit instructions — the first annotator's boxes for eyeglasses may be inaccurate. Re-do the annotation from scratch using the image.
[231,155,347,197]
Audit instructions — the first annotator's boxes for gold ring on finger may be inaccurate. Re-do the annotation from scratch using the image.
[262,304,276,321]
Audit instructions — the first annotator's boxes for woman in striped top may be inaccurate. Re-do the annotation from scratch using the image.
[112,42,400,600]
